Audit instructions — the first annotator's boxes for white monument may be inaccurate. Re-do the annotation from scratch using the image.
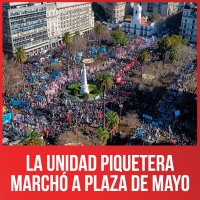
[80,64,89,95]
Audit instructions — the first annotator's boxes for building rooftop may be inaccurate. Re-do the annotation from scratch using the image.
[124,18,131,22]
[56,2,90,8]
[141,17,151,26]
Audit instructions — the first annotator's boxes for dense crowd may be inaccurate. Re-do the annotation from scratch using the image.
[3,35,196,145]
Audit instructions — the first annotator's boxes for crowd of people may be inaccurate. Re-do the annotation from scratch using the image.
[3,34,196,146]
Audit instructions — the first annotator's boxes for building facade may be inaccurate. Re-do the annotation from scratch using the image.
[122,3,155,37]
[3,2,49,55]
[98,2,128,24]
[140,2,178,17]
[3,2,95,55]
[180,3,197,43]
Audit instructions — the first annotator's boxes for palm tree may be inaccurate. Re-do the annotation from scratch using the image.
[62,32,72,49]
[20,129,45,146]
[15,47,27,63]
[96,127,109,145]
[75,31,81,36]
[106,111,120,130]
[96,71,113,128]
[106,111,119,143]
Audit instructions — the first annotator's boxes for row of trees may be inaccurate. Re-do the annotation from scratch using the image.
[95,111,120,145]
[62,31,87,54]
[137,34,189,69]
[95,71,120,145]
[90,23,129,46]
[13,23,129,65]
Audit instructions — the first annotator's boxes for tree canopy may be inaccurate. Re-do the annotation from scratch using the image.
[62,32,72,47]
[96,71,113,128]
[137,48,149,66]
[93,23,110,44]
[96,71,113,91]
[20,129,45,146]
[111,29,129,46]
[95,127,109,145]
[15,47,27,63]
[157,35,188,63]
[106,111,120,130]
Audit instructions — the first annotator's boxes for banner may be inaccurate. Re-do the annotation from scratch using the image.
[3,113,12,124]
[11,99,20,106]
[175,110,181,117]
[10,99,29,109]
[143,114,153,121]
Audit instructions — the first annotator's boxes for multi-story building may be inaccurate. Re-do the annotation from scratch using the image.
[57,3,94,37]
[46,3,61,49]
[98,2,127,24]
[3,2,95,56]
[140,2,178,17]
[180,3,197,43]
[3,2,49,55]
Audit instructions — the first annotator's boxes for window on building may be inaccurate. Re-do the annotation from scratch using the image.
[147,3,154,12]
[191,31,193,35]
[185,19,187,23]
[190,37,192,41]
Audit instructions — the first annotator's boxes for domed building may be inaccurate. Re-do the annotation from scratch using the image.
[122,3,156,37]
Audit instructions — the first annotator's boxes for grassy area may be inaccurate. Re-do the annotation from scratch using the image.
[66,83,101,100]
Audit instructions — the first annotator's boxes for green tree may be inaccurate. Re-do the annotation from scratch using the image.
[15,47,27,63]
[62,32,72,49]
[158,35,187,64]
[96,71,113,128]
[111,29,129,46]
[168,46,179,63]
[124,15,132,19]
[137,48,149,66]
[106,111,119,142]
[74,31,81,36]
[158,36,172,64]
[20,129,45,146]
[96,127,109,145]
[94,23,105,35]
